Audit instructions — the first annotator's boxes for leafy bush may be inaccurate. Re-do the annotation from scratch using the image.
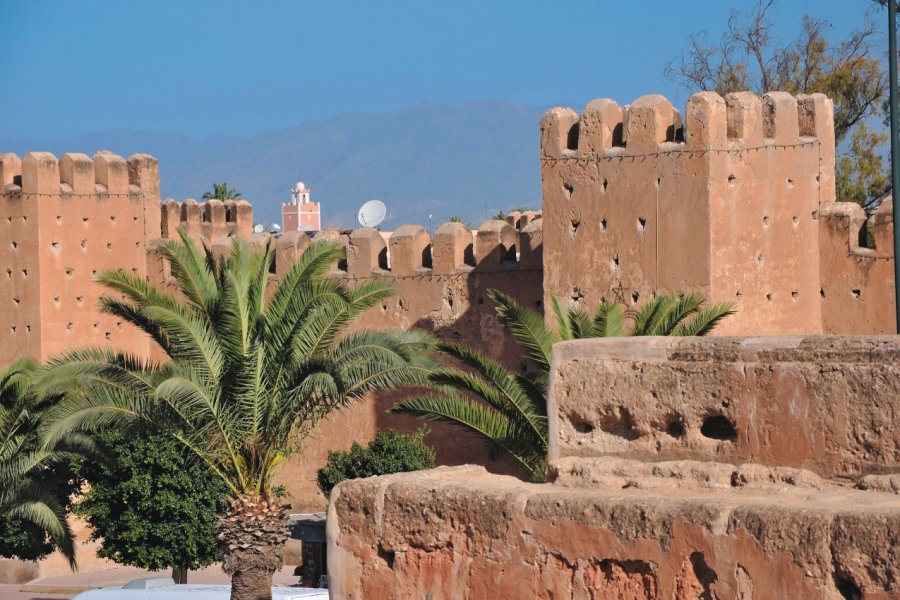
[74,429,229,579]
[0,453,82,562]
[317,428,436,497]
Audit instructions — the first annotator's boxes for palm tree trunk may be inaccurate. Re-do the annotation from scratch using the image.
[218,494,289,600]
[229,565,278,600]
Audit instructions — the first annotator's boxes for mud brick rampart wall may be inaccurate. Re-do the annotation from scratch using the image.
[1,89,897,511]
[0,151,161,364]
[539,91,895,335]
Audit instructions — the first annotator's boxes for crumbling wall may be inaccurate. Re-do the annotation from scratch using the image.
[548,336,900,478]
[328,336,900,599]
[0,151,160,365]
[818,199,896,333]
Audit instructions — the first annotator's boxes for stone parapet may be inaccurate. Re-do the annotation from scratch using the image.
[548,335,900,479]
[329,335,900,598]
[160,197,253,240]
[328,464,900,599]
[0,151,157,198]
[241,217,543,281]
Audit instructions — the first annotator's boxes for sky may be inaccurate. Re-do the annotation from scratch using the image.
[0,0,885,140]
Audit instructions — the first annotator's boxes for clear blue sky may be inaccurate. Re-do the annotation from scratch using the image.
[0,0,885,139]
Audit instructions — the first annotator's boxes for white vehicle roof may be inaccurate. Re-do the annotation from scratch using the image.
[73,584,328,599]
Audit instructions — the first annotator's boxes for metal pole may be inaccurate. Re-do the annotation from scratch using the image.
[890,0,900,332]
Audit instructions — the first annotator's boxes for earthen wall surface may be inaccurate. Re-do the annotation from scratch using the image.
[818,199,896,333]
[0,151,161,365]
[328,335,900,599]
[3,87,900,575]
[540,91,895,335]
[547,336,900,478]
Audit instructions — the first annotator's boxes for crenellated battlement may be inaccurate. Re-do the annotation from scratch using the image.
[818,199,895,333]
[540,91,834,162]
[160,198,253,240]
[219,216,543,282]
[3,88,896,526]
[0,151,160,197]
[345,217,541,279]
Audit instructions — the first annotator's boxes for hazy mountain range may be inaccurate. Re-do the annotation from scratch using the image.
[0,101,548,229]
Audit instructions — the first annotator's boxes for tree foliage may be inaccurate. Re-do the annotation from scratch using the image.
[202,182,242,201]
[0,358,83,568]
[73,429,228,579]
[666,0,888,210]
[316,428,436,497]
[40,231,437,498]
[392,291,734,481]
[38,231,437,599]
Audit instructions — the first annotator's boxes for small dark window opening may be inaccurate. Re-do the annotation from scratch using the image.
[566,123,580,150]
[463,243,476,266]
[857,222,869,249]
[612,123,624,146]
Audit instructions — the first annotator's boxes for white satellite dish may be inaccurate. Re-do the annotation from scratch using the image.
[357,199,387,228]
[253,224,264,233]
[270,223,282,232]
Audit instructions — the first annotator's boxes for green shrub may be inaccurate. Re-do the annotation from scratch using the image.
[317,428,436,497]
[74,429,229,580]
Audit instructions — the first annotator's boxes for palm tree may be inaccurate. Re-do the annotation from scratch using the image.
[39,231,437,600]
[202,182,242,201]
[391,289,735,481]
[0,358,77,569]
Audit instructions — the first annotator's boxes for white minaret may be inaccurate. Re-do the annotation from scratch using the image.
[291,181,310,204]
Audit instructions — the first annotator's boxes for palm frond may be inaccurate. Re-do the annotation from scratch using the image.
[487,289,554,373]
[3,487,76,569]
[589,302,625,337]
[629,294,667,336]
[550,296,573,340]
[41,233,433,498]
[431,344,546,446]
[673,301,737,336]
[567,307,594,339]
[390,393,546,481]
[648,292,704,336]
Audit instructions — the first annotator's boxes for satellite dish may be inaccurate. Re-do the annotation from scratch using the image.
[270,223,282,232]
[253,224,264,233]
[358,199,387,228]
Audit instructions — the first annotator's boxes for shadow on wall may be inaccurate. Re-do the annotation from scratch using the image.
[365,215,545,479]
